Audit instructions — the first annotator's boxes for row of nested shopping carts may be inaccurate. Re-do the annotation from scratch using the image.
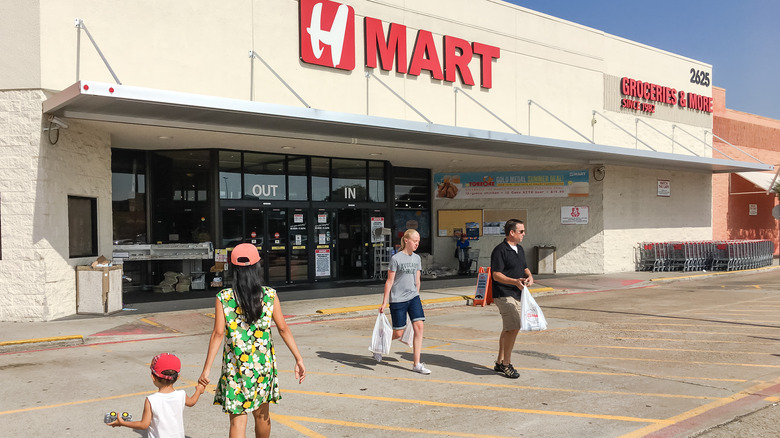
[635,240,774,272]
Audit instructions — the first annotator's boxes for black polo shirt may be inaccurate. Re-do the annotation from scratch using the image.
[490,239,529,300]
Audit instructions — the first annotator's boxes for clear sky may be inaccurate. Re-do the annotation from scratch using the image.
[502,0,780,120]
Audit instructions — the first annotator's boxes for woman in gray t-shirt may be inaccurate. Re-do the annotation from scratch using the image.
[377,229,430,374]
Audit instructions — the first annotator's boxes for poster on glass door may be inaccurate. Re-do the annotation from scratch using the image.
[315,249,331,277]
[370,217,384,243]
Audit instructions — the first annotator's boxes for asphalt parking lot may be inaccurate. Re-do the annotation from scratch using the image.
[1,269,780,437]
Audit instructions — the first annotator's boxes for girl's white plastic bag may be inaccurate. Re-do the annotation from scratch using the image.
[369,312,392,355]
[520,285,548,331]
[400,315,414,347]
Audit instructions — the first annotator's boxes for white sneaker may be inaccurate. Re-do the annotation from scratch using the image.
[373,352,383,362]
[412,363,431,374]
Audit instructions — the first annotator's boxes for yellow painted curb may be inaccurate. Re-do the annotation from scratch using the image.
[315,286,553,315]
[0,335,84,347]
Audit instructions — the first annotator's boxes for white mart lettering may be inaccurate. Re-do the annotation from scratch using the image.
[307,2,349,66]
[365,18,501,89]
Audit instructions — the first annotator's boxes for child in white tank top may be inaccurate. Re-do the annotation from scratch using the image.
[106,353,205,438]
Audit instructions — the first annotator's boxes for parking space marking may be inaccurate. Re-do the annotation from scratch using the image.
[272,413,519,437]
[618,378,780,438]
[282,389,668,424]
[614,336,778,345]
[593,328,780,336]
[429,347,780,368]
[552,354,780,368]
[514,340,780,356]
[289,370,724,400]
[270,413,327,437]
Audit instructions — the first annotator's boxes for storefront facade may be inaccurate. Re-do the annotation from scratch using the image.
[0,0,771,321]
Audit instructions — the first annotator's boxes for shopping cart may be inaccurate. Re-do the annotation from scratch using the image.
[467,248,481,275]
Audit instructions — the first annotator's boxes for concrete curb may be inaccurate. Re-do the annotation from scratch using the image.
[0,335,84,353]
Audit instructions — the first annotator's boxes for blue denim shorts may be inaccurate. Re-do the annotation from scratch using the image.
[388,295,425,330]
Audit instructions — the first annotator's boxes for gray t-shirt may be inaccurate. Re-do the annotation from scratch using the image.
[388,251,422,303]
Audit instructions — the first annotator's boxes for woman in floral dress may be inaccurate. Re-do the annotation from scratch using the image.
[199,243,305,438]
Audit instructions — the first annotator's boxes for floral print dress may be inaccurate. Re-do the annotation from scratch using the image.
[214,287,280,414]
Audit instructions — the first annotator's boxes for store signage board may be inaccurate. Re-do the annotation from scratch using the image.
[620,76,713,115]
[561,206,588,225]
[658,180,671,197]
[300,0,500,88]
[434,170,589,199]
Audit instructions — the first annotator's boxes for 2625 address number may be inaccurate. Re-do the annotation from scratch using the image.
[690,68,710,87]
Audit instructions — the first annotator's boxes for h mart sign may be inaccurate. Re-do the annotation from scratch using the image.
[300,0,501,88]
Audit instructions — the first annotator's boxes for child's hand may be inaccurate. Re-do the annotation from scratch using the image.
[294,359,306,384]
[106,419,121,428]
[196,381,207,394]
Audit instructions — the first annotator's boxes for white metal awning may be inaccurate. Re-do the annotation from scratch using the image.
[735,171,780,193]
[43,81,774,174]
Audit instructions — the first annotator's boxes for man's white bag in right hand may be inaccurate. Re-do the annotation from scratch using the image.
[520,285,548,331]
[369,312,393,355]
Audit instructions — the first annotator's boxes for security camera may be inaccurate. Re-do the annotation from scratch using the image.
[48,116,69,129]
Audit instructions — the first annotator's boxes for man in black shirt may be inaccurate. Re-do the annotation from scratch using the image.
[490,219,533,378]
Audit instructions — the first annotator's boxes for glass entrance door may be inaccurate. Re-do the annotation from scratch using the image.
[337,209,369,280]
[289,208,308,283]
[314,209,335,281]
[266,208,288,285]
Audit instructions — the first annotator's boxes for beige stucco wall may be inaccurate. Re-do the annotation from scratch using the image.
[0,0,41,89]
[0,0,721,318]
[33,0,713,152]
[0,89,112,321]
[602,165,712,273]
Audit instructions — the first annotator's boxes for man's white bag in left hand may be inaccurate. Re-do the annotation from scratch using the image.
[520,285,548,331]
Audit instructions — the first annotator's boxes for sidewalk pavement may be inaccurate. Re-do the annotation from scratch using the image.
[2,264,779,353]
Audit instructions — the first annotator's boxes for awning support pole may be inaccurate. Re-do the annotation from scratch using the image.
[249,51,310,108]
[528,100,591,142]
[704,130,765,164]
[672,124,735,161]
[454,87,521,134]
[74,19,121,85]
[592,110,656,152]
[636,118,698,156]
[366,71,431,124]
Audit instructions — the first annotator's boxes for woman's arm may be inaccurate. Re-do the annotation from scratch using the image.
[198,298,225,387]
[379,270,396,312]
[272,295,306,384]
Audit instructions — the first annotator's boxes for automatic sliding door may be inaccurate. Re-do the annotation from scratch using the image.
[289,209,308,282]
[267,209,288,285]
[314,210,335,280]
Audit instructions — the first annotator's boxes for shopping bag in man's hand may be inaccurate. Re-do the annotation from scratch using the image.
[369,313,392,355]
[520,285,548,331]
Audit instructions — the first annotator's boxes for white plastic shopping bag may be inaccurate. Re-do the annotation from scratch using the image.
[520,285,548,331]
[369,312,393,355]
[400,315,414,347]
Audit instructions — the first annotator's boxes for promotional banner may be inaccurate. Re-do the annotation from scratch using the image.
[434,170,589,199]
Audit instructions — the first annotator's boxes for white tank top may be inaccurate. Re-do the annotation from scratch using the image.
[146,390,186,438]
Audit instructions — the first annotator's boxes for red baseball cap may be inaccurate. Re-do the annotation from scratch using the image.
[231,243,261,266]
[150,353,181,380]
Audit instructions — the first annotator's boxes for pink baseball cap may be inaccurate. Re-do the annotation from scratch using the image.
[150,353,181,380]
[231,243,261,266]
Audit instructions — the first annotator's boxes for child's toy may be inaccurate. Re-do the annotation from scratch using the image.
[104,411,132,423]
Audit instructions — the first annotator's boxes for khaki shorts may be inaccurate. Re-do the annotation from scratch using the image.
[494,296,522,331]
